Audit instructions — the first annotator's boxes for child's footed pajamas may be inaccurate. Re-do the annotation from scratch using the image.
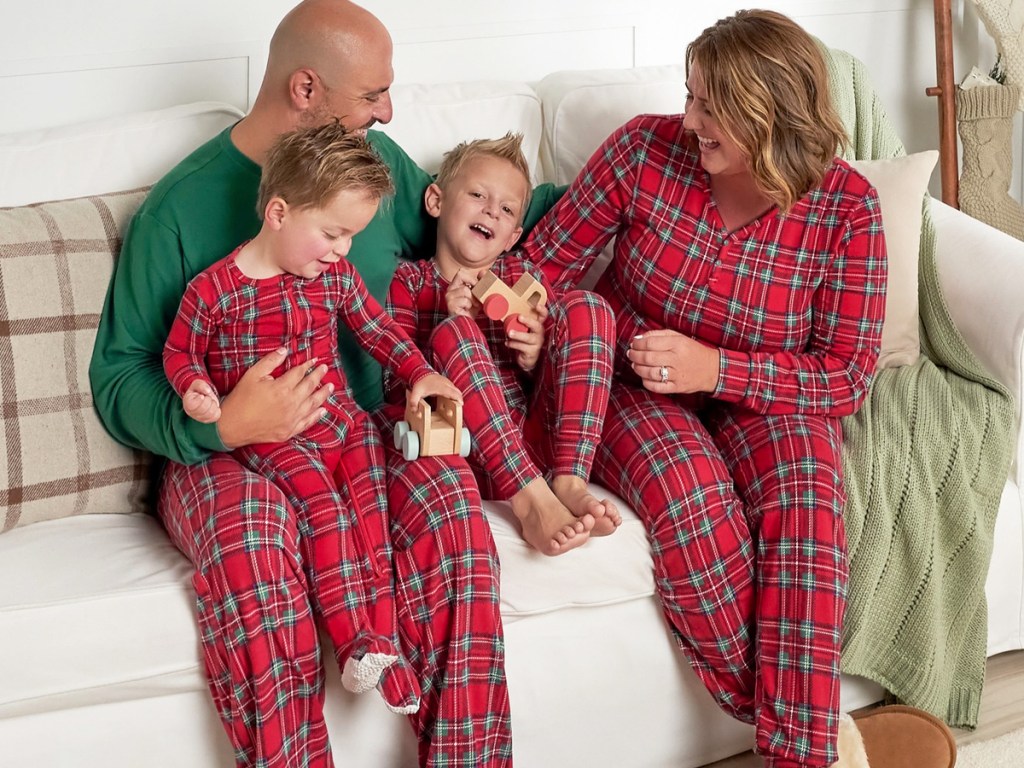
[427,289,615,503]
[234,408,420,714]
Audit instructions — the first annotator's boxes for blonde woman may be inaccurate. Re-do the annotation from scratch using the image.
[522,10,885,767]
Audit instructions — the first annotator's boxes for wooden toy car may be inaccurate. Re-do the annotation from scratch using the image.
[394,394,471,461]
[471,270,547,334]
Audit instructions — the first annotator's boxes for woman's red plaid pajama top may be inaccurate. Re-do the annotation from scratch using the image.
[385,256,614,498]
[163,248,437,730]
[520,114,887,768]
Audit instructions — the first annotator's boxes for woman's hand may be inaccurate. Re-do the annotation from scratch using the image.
[627,329,720,394]
[506,303,547,373]
[445,267,482,318]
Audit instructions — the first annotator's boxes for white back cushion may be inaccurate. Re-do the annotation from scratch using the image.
[0,102,243,207]
[385,81,542,182]
[534,66,686,287]
[0,82,542,207]
[536,65,687,184]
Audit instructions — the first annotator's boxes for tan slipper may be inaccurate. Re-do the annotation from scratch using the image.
[851,705,957,768]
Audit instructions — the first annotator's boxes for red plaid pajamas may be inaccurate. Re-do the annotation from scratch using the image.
[231,411,417,707]
[373,406,510,767]
[159,441,511,768]
[162,248,508,765]
[521,115,886,767]
[386,257,615,499]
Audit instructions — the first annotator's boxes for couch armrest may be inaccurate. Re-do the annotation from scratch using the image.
[930,198,1023,479]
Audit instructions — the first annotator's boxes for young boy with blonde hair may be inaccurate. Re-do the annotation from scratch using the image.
[163,122,462,714]
[386,133,621,556]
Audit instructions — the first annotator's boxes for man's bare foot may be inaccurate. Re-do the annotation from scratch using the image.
[510,477,594,556]
[551,475,622,536]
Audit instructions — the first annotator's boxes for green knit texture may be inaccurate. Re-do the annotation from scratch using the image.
[824,46,1016,729]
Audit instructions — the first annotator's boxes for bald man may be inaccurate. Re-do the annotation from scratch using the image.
[90,1,561,766]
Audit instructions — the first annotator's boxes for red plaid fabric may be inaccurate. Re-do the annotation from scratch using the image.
[386,257,615,498]
[159,455,335,768]
[594,385,847,766]
[163,245,433,434]
[159,427,513,768]
[234,410,419,710]
[374,405,512,767]
[525,114,885,418]
[158,246,500,763]
[521,114,885,767]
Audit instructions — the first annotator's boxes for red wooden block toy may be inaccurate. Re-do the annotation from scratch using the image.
[471,270,547,334]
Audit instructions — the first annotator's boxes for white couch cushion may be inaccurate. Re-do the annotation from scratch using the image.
[0,102,243,207]
[385,81,542,182]
[0,486,656,714]
[536,65,686,185]
[0,514,201,715]
[482,486,654,619]
[534,65,688,288]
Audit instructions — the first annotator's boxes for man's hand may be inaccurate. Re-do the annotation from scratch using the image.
[216,348,333,448]
[407,372,463,411]
[445,267,483,318]
[626,329,720,394]
[506,304,547,373]
[182,379,222,423]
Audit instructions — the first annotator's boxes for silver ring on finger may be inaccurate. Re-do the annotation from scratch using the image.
[659,365,669,383]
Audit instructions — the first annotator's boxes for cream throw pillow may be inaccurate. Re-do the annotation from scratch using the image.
[0,189,152,532]
[848,150,939,369]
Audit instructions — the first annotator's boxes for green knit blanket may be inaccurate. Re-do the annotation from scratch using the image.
[825,47,1017,728]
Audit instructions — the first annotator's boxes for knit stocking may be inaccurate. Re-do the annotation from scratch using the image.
[956,83,1024,240]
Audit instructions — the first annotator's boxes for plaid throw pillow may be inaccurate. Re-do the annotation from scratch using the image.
[0,189,152,532]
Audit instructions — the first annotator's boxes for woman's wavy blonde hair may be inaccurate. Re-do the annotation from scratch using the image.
[686,9,848,212]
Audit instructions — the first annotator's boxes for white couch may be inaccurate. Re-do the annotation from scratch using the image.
[1,65,1022,768]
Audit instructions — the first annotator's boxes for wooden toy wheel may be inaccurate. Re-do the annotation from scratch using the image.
[459,427,471,457]
[482,293,509,321]
[503,315,528,335]
[394,420,410,450]
[401,430,420,461]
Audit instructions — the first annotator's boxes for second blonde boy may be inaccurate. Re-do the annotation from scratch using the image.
[386,133,621,555]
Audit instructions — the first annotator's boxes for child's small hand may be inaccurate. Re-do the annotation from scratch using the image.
[445,267,482,318]
[506,303,547,373]
[407,373,464,411]
[183,379,222,423]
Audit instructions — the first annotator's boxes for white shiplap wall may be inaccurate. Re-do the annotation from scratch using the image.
[0,0,1012,198]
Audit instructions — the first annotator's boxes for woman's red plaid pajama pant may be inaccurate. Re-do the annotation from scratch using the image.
[159,412,510,767]
[594,383,848,768]
[426,289,615,498]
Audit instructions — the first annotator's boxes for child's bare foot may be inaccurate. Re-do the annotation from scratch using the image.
[510,477,594,556]
[551,475,622,536]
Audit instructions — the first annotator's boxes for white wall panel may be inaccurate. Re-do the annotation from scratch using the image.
[0,0,1017,200]
[0,55,251,134]
[393,26,635,84]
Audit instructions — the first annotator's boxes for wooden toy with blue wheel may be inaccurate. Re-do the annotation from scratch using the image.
[394,394,471,461]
